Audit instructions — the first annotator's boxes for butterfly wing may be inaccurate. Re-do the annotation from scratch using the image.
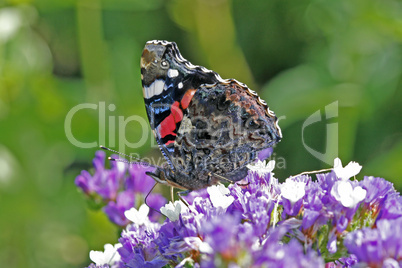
[141,40,282,189]
[172,79,281,183]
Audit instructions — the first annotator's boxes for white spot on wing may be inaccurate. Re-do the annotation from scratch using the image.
[143,79,166,99]
[178,82,183,89]
[168,69,179,78]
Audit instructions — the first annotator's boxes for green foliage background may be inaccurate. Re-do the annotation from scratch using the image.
[0,0,401,267]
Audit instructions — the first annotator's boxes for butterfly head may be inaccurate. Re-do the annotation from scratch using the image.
[141,40,188,86]
[141,40,220,100]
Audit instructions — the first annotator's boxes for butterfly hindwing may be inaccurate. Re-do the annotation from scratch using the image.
[172,79,281,183]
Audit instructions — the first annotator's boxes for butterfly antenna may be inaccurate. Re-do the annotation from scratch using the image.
[100,145,146,162]
[145,182,163,216]
[108,157,158,169]
[101,145,158,169]
[108,157,131,164]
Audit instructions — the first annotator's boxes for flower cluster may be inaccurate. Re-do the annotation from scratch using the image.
[77,153,402,267]
[75,151,166,226]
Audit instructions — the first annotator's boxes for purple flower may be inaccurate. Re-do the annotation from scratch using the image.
[146,193,167,222]
[228,171,277,237]
[184,188,209,205]
[118,221,168,267]
[78,156,402,268]
[257,147,273,161]
[360,176,396,205]
[315,171,337,193]
[309,172,365,234]
[154,221,186,262]
[302,181,328,231]
[200,213,240,253]
[344,217,402,266]
[76,151,167,227]
[326,255,358,268]
[196,213,251,267]
[280,176,309,217]
[126,163,156,193]
[359,176,402,222]
[120,254,167,268]
[103,188,167,226]
[103,190,135,226]
[75,151,126,200]
[377,194,402,221]
[254,226,325,267]
[230,168,279,203]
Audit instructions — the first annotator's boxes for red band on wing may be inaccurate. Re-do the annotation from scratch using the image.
[159,114,176,138]
[180,89,196,109]
[159,101,183,139]
[165,140,175,146]
[171,101,183,123]
[158,89,196,141]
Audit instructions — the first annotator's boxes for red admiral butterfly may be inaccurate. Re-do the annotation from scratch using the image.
[140,40,282,190]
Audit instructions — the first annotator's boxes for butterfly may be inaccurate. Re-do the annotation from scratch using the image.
[140,40,282,191]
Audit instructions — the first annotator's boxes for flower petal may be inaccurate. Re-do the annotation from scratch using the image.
[160,201,187,221]
[207,184,234,209]
[334,158,362,180]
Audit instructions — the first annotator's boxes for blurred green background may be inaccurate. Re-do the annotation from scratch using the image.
[0,0,401,267]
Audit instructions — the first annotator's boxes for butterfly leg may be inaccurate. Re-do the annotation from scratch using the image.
[146,171,170,185]
[211,172,233,184]
[170,186,174,203]
[144,182,163,216]
[177,190,192,208]
[212,172,250,187]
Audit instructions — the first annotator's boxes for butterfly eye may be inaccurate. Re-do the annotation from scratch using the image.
[246,119,260,130]
[160,60,169,69]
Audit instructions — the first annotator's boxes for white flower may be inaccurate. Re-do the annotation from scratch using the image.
[280,178,306,204]
[333,158,362,180]
[331,180,367,208]
[160,200,187,221]
[247,160,275,176]
[124,204,149,225]
[207,184,234,209]
[184,237,213,254]
[89,243,122,265]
